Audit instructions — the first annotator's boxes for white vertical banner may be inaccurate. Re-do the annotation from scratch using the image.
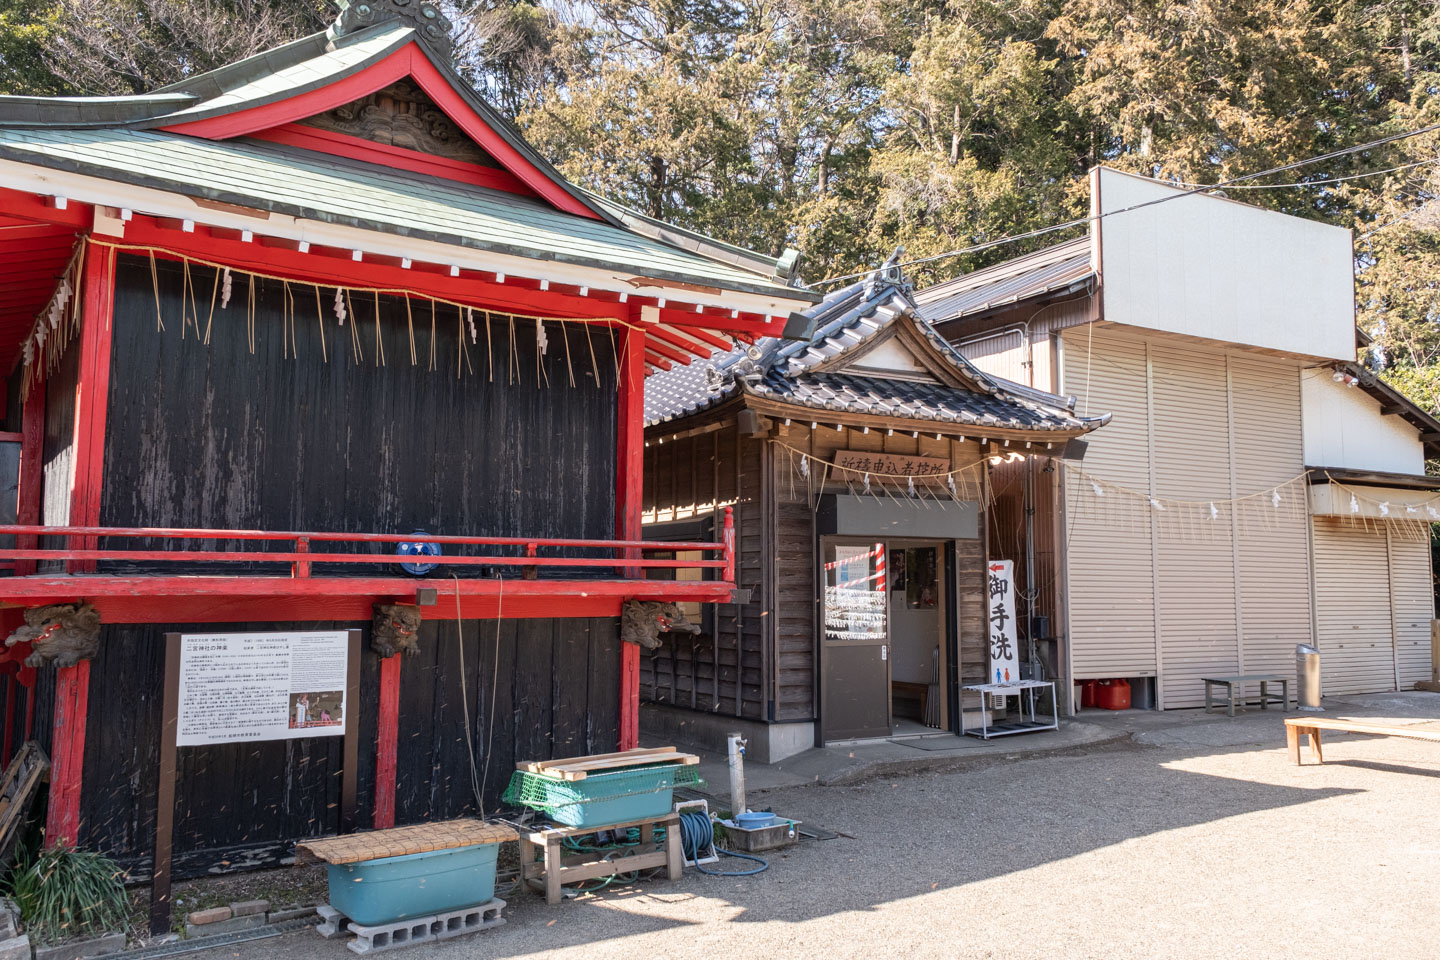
[986,560,1020,684]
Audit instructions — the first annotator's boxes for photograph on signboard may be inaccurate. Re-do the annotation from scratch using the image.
[289,691,344,729]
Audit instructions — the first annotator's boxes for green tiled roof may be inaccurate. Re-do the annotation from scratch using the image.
[0,126,814,300]
[155,25,416,125]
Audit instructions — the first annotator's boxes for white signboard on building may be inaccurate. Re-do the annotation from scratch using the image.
[176,631,350,746]
[986,560,1020,684]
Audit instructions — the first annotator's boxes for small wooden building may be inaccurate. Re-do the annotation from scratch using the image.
[640,257,1108,760]
[0,0,817,877]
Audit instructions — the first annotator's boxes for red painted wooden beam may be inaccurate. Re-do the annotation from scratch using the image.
[67,241,117,571]
[158,44,601,221]
[373,654,401,830]
[0,575,734,601]
[616,323,646,751]
[43,239,113,849]
[46,660,89,848]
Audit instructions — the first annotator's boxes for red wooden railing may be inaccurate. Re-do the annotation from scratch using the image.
[0,506,736,581]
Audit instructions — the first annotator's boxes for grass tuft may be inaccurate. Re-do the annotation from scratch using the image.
[5,845,128,944]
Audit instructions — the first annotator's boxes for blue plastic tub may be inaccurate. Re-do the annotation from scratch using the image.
[546,765,680,828]
[325,843,499,926]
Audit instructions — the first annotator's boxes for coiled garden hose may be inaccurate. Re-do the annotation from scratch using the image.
[677,810,769,876]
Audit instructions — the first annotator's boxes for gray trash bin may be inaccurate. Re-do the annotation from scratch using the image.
[1296,643,1322,711]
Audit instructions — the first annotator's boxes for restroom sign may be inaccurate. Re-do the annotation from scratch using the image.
[987,561,1020,684]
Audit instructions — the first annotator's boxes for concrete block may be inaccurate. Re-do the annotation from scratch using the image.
[184,914,265,939]
[229,900,268,918]
[33,931,125,960]
[315,905,348,939]
[186,906,231,925]
[0,898,20,940]
[266,907,315,924]
[0,933,28,960]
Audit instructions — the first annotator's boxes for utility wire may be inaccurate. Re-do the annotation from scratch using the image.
[1173,156,1440,190]
[809,120,1440,289]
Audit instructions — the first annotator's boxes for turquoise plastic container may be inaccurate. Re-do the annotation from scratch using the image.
[547,765,680,828]
[325,843,499,926]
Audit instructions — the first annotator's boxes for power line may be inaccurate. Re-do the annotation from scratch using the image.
[1174,156,1440,190]
[808,120,1440,289]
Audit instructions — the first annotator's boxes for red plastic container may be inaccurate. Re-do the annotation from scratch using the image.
[1080,680,1098,709]
[1094,678,1131,710]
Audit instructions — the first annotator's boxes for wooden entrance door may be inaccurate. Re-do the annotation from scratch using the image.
[821,540,891,741]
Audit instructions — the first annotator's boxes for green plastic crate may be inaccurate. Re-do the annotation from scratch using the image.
[505,763,700,828]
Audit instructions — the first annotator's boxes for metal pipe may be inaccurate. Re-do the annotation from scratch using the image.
[727,733,748,815]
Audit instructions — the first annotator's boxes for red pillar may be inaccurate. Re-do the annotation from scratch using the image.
[373,654,401,829]
[68,239,117,571]
[45,237,115,848]
[46,659,90,847]
[616,324,646,750]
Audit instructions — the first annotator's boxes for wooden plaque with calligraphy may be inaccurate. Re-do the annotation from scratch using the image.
[833,450,951,477]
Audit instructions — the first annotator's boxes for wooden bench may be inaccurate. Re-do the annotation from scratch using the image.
[1202,674,1289,717]
[1285,717,1440,765]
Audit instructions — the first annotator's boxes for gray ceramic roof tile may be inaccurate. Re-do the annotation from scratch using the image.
[646,262,1107,434]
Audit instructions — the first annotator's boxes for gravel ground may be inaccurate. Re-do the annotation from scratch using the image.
[218,718,1440,960]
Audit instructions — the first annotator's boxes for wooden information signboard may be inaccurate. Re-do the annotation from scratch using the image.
[150,630,361,934]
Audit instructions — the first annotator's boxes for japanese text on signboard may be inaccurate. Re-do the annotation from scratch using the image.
[987,560,1019,684]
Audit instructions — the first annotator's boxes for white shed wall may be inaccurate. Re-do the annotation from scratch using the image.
[1095,168,1355,361]
[1300,370,1426,475]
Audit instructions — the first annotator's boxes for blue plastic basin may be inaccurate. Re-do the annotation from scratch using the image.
[546,765,679,828]
[324,843,499,926]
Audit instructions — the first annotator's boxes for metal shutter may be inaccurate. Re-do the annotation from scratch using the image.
[1062,328,1158,680]
[1150,342,1238,707]
[1312,517,1396,693]
[1389,528,1434,690]
[1229,355,1313,680]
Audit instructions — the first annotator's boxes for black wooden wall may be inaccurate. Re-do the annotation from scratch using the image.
[50,255,625,874]
[73,615,618,878]
[101,256,617,573]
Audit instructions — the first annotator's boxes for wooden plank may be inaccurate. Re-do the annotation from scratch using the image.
[522,746,676,771]
[372,653,400,830]
[1283,717,1440,741]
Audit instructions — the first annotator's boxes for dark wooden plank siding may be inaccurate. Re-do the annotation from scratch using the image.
[640,422,766,720]
[75,615,617,878]
[100,256,617,570]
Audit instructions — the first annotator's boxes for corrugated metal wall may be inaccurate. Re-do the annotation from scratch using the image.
[1062,326,1314,707]
[1312,517,1434,694]
[1063,329,1158,680]
[1391,529,1434,689]
[957,329,1025,382]
[1312,518,1398,693]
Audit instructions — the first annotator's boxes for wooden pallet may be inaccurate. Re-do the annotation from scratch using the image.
[517,747,699,781]
[519,812,682,904]
[0,742,48,873]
